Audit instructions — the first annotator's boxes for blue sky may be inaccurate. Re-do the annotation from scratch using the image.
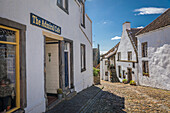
[85,0,170,54]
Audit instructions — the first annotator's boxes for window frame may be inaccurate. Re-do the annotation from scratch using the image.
[57,0,69,14]
[80,1,85,28]
[142,61,149,76]
[0,25,20,112]
[117,52,121,61]
[118,66,121,78]
[128,51,132,61]
[142,42,148,57]
[80,44,86,72]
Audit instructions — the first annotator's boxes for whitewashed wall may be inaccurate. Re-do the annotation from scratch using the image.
[116,23,138,82]
[100,58,108,80]
[0,0,93,112]
[137,26,170,90]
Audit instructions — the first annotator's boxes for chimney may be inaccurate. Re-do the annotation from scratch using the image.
[123,21,131,31]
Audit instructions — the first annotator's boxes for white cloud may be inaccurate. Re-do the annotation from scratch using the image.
[137,26,144,29]
[134,7,167,15]
[111,36,121,40]
[103,21,107,24]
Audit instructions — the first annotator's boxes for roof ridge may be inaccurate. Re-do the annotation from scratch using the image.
[136,8,170,35]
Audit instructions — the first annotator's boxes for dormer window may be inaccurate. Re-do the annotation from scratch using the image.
[57,0,68,14]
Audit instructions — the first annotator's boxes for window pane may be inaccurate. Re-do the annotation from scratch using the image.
[0,28,16,42]
[0,44,16,112]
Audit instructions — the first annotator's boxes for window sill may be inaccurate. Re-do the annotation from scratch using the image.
[81,24,85,29]
[57,4,69,15]
[117,60,136,63]
[143,73,149,77]
[81,68,86,72]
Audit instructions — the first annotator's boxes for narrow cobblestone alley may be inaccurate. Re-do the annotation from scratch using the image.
[87,81,170,113]
[47,80,170,113]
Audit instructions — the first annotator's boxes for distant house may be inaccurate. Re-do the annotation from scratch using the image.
[93,44,100,67]
[116,22,142,83]
[136,8,170,90]
[100,43,119,82]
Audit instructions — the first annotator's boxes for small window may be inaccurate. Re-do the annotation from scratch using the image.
[105,72,108,76]
[123,70,126,79]
[81,44,86,72]
[128,51,132,61]
[105,61,108,65]
[142,42,148,57]
[142,61,149,76]
[57,0,69,14]
[117,52,121,61]
[118,66,121,78]
[80,1,85,28]
[133,62,135,68]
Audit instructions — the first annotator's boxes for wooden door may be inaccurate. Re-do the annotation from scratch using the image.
[127,68,132,83]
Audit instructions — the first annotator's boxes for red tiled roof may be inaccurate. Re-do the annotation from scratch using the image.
[136,8,170,35]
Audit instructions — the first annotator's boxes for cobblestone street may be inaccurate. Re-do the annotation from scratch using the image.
[87,81,170,113]
[47,80,170,113]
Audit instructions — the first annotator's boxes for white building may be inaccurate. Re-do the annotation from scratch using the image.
[136,8,170,90]
[116,22,141,83]
[100,43,119,82]
[0,0,93,112]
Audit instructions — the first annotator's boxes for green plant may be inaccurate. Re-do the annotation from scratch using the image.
[130,80,136,85]
[122,79,128,84]
[93,67,100,76]
[122,79,127,83]
[57,88,63,94]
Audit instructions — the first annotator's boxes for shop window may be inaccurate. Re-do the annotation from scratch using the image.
[81,44,86,72]
[57,0,69,14]
[142,42,148,57]
[117,52,121,61]
[128,51,132,61]
[0,26,20,112]
[118,66,121,78]
[142,61,149,76]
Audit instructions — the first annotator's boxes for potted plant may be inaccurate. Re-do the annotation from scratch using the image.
[70,84,74,92]
[57,88,63,99]
[130,80,136,86]
[122,79,128,84]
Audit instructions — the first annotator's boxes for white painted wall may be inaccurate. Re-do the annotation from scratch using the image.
[0,0,93,112]
[100,58,109,81]
[116,23,138,82]
[137,26,170,90]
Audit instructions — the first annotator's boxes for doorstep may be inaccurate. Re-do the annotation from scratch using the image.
[46,91,77,111]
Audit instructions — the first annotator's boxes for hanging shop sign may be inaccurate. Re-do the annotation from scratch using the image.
[30,13,61,35]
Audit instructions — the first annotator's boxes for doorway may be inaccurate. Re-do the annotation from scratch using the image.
[64,42,71,89]
[45,39,60,106]
[127,68,132,83]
